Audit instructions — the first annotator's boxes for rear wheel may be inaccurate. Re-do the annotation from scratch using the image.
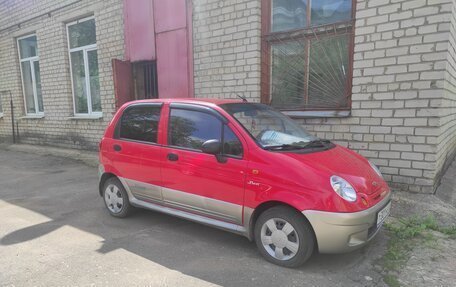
[254,206,315,268]
[102,177,132,218]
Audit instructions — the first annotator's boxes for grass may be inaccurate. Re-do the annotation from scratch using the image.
[380,215,456,287]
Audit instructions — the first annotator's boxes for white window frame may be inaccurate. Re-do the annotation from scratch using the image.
[0,93,3,118]
[17,34,43,116]
[66,16,102,118]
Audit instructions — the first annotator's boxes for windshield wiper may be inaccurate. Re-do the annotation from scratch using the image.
[302,139,331,148]
[263,144,307,151]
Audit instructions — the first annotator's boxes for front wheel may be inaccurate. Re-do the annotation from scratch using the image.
[254,206,315,268]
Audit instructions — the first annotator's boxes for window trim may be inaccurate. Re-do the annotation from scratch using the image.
[17,33,43,116]
[66,16,101,117]
[261,0,356,116]
[0,93,3,118]
[167,105,244,159]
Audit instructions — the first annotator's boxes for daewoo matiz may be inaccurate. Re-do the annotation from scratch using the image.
[99,99,391,267]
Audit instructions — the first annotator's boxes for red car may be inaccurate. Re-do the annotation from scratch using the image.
[98,99,391,267]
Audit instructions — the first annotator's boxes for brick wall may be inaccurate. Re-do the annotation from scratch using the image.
[0,0,124,150]
[192,0,262,101]
[192,0,456,193]
[296,0,455,193]
[438,0,456,183]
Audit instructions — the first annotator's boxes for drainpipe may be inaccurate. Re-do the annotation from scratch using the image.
[10,91,15,144]
[0,90,15,143]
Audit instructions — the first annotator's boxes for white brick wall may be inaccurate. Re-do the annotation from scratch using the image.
[192,0,456,193]
[0,0,124,150]
[192,0,261,101]
[0,0,455,193]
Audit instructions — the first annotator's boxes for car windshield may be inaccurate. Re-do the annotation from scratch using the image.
[221,103,319,149]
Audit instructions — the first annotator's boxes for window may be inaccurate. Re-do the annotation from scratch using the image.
[119,105,161,143]
[169,108,243,157]
[263,0,353,112]
[17,35,43,115]
[223,126,243,157]
[133,61,159,100]
[169,109,222,150]
[67,17,101,116]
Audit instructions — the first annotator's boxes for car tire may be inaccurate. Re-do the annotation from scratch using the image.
[254,206,315,268]
[102,177,133,218]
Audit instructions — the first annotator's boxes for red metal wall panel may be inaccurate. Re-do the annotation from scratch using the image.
[124,0,156,61]
[153,0,187,33]
[156,29,189,98]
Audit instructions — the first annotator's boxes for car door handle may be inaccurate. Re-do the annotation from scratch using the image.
[113,144,122,152]
[167,153,178,161]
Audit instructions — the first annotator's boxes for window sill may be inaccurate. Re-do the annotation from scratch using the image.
[282,110,351,118]
[19,114,45,119]
[67,115,103,120]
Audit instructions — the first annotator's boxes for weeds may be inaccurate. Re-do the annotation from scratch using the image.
[380,215,456,287]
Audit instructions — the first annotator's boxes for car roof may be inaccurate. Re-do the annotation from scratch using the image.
[126,98,244,107]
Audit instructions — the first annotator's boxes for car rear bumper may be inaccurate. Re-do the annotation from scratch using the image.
[302,193,392,253]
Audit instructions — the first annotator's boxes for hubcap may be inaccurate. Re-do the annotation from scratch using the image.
[104,184,124,214]
[260,218,300,261]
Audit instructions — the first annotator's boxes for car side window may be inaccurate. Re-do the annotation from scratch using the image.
[169,108,222,150]
[223,126,243,157]
[119,105,161,143]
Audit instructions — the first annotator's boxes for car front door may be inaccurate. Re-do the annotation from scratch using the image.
[160,104,247,225]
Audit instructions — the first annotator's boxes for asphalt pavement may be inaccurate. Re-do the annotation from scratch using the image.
[0,149,388,286]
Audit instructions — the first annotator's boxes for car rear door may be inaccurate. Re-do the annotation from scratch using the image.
[110,103,163,202]
[160,104,248,225]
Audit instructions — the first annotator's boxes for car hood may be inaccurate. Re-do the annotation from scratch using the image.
[281,145,383,195]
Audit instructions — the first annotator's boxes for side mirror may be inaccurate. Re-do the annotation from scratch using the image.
[202,139,227,163]
[202,139,222,155]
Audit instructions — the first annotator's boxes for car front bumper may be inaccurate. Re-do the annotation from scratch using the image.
[302,193,392,253]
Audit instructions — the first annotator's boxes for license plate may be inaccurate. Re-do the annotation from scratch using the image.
[377,201,391,228]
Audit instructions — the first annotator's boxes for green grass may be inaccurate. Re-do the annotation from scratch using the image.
[380,215,456,287]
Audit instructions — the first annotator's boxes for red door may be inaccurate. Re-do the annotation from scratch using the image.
[109,104,163,202]
[160,105,247,225]
[112,59,134,110]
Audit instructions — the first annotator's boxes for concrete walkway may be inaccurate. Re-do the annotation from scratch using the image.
[0,143,98,167]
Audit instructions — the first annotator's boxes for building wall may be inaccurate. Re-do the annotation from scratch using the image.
[192,0,456,193]
[192,0,262,101]
[0,0,124,150]
[0,0,454,193]
[439,0,456,184]
[298,0,455,193]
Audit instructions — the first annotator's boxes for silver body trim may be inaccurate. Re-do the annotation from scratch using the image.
[118,177,249,237]
[124,178,162,201]
[162,187,242,224]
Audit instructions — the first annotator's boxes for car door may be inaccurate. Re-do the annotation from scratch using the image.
[111,103,163,202]
[161,104,247,225]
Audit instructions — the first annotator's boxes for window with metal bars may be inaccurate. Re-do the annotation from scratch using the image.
[261,0,355,113]
[133,61,158,100]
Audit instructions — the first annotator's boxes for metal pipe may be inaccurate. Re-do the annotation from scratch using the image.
[9,91,15,144]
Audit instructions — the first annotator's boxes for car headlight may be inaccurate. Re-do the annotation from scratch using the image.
[330,175,357,202]
[369,161,383,178]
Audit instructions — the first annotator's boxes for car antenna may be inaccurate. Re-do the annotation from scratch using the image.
[236,94,248,102]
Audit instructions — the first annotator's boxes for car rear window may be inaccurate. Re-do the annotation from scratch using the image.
[119,105,161,143]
